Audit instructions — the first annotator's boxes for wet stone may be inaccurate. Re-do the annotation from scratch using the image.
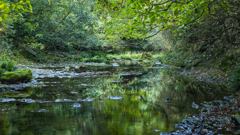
[192,102,199,109]
[38,109,49,112]
[71,103,81,107]
[1,98,16,102]
[77,98,94,102]
[232,114,240,125]
[203,104,215,108]
[107,96,124,100]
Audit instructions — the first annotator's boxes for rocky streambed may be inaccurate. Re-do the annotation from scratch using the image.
[0,62,112,90]
[160,93,240,135]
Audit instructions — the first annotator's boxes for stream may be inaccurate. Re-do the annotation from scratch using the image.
[0,61,231,135]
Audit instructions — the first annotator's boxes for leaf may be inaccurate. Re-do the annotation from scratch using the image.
[150,17,156,24]
[0,4,4,9]
[3,14,8,21]
[16,5,24,10]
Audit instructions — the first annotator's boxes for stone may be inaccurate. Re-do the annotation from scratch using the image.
[232,114,240,125]
[107,96,124,100]
[0,69,32,84]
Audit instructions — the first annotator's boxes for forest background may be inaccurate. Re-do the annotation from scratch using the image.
[0,0,240,91]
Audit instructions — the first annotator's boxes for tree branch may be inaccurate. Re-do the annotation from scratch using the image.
[130,29,162,45]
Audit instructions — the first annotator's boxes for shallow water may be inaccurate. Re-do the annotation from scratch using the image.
[0,61,228,135]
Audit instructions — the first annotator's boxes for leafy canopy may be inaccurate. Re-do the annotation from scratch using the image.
[0,0,32,23]
[95,0,232,39]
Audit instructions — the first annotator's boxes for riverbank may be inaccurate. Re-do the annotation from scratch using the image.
[161,92,240,135]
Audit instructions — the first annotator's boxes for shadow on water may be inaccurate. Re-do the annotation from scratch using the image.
[0,61,229,135]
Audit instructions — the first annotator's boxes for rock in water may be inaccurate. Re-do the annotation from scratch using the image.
[112,63,119,67]
[165,97,171,101]
[107,96,124,100]
[192,102,199,109]
[72,103,81,107]
[232,114,240,125]
[0,69,32,84]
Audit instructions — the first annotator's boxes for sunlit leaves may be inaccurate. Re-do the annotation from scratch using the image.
[0,0,31,23]
[96,0,230,39]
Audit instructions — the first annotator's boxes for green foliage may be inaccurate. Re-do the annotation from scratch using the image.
[74,57,84,62]
[95,0,229,38]
[84,58,107,63]
[0,68,6,76]
[141,52,152,60]
[12,0,99,52]
[120,55,132,60]
[1,54,7,61]
[0,54,18,71]
[95,0,240,56]
[0,0,32,55]
[106,55,120,60]
[91,51,107,57]
[0,0,32,23]
[230,65,240,91]
[0,60,18,72]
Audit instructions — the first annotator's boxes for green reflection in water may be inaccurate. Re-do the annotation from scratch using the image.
[0,64,229,135]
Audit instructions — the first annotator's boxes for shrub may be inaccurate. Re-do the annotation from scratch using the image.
[230,65,240,91]
[106,55,120,60]
[0,61,8,69]
[0,68,6,76]
[0,60,18,71]
[120,55,132,60]
[74,57,85,62]
[141,52,153,60]
[91,51,107,57]
[84,58,106,63]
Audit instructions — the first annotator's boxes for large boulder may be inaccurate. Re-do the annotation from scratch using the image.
[0,69,32,84]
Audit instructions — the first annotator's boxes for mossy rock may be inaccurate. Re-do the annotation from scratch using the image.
[0,69,33,84]
[141,52,153,60]
[232,113,240,125]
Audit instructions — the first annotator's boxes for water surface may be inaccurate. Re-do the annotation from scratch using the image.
[0,61,227,135]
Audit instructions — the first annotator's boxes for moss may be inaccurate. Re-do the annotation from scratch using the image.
[141,52,153,60]
[1,69,33,83]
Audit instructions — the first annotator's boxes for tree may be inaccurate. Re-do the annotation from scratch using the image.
[13,0,99,52]
[0,0,32,54]
[0,0,32,28]
[95,0,237,42]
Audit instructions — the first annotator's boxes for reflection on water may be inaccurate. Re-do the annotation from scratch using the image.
[0,61,228,135]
